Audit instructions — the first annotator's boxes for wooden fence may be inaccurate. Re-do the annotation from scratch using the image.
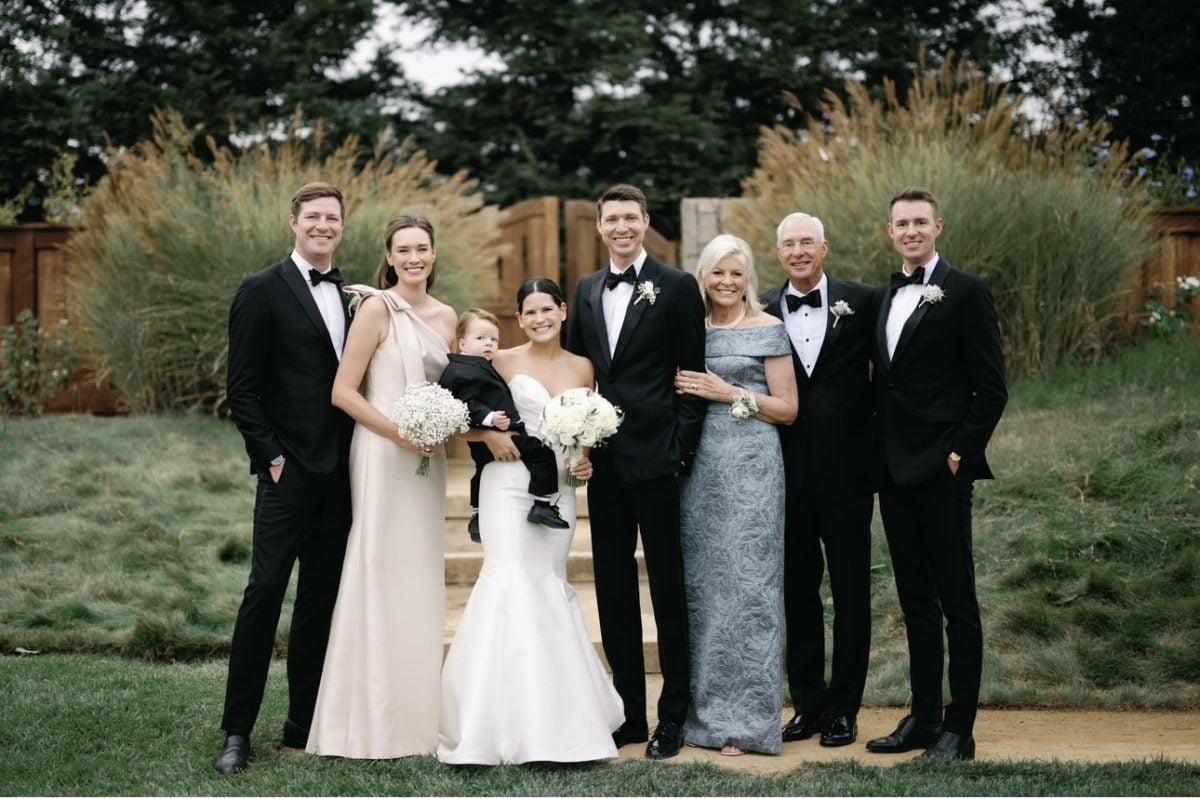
[3,206,1193,415]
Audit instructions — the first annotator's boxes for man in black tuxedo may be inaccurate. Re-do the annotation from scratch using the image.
[216,182,354,773]
[566,183,706,759]
[761,212,879,749]
[866,187,1007,761]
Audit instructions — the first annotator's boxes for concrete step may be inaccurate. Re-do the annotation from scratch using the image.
[444,460,590,519]
[443,575,660,672]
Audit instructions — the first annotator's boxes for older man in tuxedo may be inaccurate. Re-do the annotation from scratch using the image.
[566,183,706,759]
[761,212,879,749]
[866,187,1007,761]
[216,182,354,773]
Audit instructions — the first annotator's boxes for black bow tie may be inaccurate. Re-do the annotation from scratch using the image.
[605,268,637,290]
[786,289,821,312]
[889,267,925,291]
[309,267,343,287]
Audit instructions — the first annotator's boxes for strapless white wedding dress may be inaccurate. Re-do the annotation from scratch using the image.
[437,375,623,765]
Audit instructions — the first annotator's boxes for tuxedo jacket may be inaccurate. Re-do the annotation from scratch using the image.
[566,255,707,481]
[761,277,880,499]
[226,256,354,475]
[438,353,532,466]
[871,257,1008,486]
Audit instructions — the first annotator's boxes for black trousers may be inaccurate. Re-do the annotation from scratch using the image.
[879,467,981,735]
[587,449,690,728]
[784,483,873,718]
[220,460,350,737]
[468,432,559,509]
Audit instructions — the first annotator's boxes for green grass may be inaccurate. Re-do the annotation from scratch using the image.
[2,338,1200,710]
[2,655,1197,796]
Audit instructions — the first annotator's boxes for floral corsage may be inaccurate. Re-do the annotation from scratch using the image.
[729,390,759,422]
[635,280,661,305]
[831,299,854,327]
[918,285,946,308]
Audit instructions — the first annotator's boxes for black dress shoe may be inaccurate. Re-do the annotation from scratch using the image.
[781,712,824,742]
[527,500,570,529]
[819,714,857,747]
[281,718,308,749]
[467,511,481,543]
[646,721,684,759]
[865,715,944,753]
[921,730,976,761]
[612,721,649,748]
[214,735,249,774]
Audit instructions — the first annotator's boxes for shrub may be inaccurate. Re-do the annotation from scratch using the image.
[67,109,502,411]
[731,57,1156,379]
[1,309,77,416]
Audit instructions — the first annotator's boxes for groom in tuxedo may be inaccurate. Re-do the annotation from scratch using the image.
[566,183,706,759]
[216,182,354,773]
[761,212,879,748]
[866,187,1007,761]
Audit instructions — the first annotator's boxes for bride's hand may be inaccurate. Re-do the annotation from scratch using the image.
[483,429,520,461]
[570,454,594,481]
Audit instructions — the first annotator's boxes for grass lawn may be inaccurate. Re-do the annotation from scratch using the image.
[2,655,1198,796]
[1,337,1198,794]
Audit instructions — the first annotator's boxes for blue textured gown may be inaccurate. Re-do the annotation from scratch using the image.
[681,323,790,754]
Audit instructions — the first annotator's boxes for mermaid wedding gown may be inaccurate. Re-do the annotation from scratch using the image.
[437,374,624,765]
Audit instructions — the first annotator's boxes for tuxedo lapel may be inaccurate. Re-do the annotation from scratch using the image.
[811,278,845,377]
[876,277,895,373]
[891,258,949,366]
[589,272,612,369]
[278,258,338,352]
[611,258,659,368]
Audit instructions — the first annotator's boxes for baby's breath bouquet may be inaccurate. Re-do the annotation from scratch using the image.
[540,387,623,487]
[388,382,470,477]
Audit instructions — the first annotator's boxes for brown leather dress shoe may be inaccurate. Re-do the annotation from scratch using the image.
[865,715,943,753]
[921,730,976,761]
[646,721,684,759]
[781,712,824,742]
[214,735,249,774]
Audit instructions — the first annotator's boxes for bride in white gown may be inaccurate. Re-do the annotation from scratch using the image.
[438,278,624,765]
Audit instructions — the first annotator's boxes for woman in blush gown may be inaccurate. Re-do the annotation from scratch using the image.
[306,215,457,759]
[438,277,624,766]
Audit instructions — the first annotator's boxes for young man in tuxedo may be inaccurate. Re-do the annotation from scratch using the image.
[866,187,1007,761]
[566,183,706,759]
[216,182,355,773]
[761,212,879,748]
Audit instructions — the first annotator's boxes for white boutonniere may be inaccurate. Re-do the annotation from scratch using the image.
[918,285,946,308]
[729,390,759,422]
[830,299,855,328]
[635,280,661,305]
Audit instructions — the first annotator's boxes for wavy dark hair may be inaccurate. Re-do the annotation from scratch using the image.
[373,215,437,290]
[516,277,566,312]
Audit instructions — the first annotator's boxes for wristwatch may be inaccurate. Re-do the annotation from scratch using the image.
[270,455,285,467]
[948,452,962,464]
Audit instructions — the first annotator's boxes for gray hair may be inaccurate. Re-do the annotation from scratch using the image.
[776,212,826,246]
[691,233,765,316]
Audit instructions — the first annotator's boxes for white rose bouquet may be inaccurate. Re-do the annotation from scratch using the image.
[539,387,624,487]
[387,382,470,477]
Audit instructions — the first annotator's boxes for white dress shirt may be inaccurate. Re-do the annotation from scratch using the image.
[601,249,648,358]
[783,274,828,378]
[885,252,939,360]
[291,249,346,360]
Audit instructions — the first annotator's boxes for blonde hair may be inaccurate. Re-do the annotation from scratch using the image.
[691,234,764,316]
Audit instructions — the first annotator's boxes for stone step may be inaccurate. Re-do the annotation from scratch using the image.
[443,575,660,672]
